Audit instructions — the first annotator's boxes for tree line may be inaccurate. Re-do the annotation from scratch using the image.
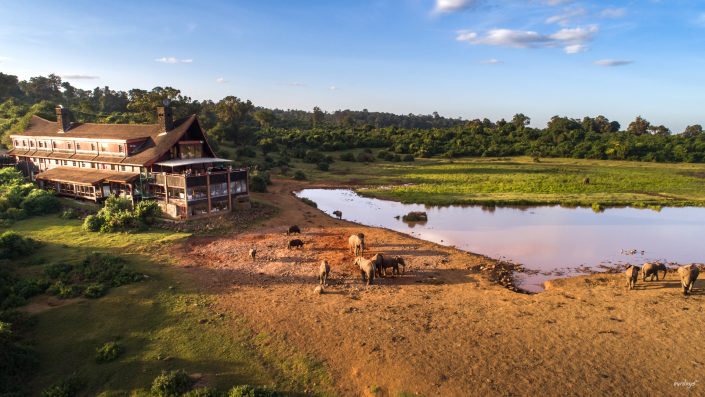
[2,72,705,163]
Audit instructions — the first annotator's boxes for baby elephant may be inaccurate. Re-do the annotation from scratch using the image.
[354,257,375,285]
[332,210,342,219]
[319,260,330,286]
[371,253,405,277]
[287,225,301,235]
[642,262,667,281]
[249,248,257,261]
[348,233,365,257]
[625,265,640,290]
[677,265,700,295]
[288,239,304,249]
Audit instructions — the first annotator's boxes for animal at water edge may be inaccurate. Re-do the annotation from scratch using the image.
[249,248,257,261]
[348,233,365,256]
[288,239,305,249]
[677,265,700,295]
[287,225,301,235]
[370,253,405,277]
[354,257,376,285]
[642,262,667,282]
[332,210,342,219]
[625,265,640,290]
[319,260,330,286]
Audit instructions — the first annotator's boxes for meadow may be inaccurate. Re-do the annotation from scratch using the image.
[3,212,330,396]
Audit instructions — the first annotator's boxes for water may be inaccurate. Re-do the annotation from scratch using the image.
[295,189,705,292]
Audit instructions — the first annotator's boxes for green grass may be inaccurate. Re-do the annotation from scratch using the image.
[3,215,332,396]
[279,154,705,207]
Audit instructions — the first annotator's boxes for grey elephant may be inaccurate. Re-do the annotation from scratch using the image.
[319,260,330,286]
[249,248,257,261]
[354,257,375,285]
[333,210,342,219]
[642,262,667,281]
[348,233,365,256]
[625,265,640,290]
[371,253,405,277]
[677,265,700,295]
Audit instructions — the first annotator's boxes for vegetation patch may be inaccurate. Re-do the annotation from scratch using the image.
[83,196,161,233]
[299,197,317,208]
[95,341,122,363]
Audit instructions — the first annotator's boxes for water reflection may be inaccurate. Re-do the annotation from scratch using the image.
[295,189,705,292]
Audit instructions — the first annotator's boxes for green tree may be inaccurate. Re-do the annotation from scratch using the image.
[627,116,650,136]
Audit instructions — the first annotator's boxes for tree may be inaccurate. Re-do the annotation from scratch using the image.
[627,116,650,136]
[253,109,275,129]
[214,96,253,142]
[0,73,21,101]
[648,125,671,136]
[312,106,324,128]
[18,74,62,102]
[511,113,530,130]
[682,124,703,138]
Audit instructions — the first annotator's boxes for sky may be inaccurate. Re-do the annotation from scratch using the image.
[1,0,704,131]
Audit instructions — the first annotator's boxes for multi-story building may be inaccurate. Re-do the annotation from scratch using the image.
[8,105,249,220]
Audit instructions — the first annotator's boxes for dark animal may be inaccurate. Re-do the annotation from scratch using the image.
[288,239,304,249]
[677,265,699,295]
[354,257,375,285]
[642,262,667,281]
[319,260,330,286]
[287,225,301,235]
[249,248,257,261]
[348,233,365,257]
[625,265,640,290]
[332,210,342,219]
[583,177,590,185]
[371,253,406,277]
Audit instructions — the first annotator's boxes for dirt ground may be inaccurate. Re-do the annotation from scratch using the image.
[177,180,705,397]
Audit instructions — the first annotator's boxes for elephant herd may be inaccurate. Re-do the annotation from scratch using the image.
[625,262,700,295]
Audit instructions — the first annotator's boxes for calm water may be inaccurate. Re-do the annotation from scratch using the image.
[296,189,705,292]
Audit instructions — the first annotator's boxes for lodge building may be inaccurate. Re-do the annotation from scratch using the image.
[8,105,249,220]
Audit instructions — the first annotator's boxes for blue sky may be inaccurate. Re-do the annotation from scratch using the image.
[1,0,704,131]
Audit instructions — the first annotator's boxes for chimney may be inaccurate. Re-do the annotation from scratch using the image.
[157,105,174,132]
[56,106,71,133]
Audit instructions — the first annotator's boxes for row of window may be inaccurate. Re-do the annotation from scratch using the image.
[27,157,140,172]
[14,139,125,154]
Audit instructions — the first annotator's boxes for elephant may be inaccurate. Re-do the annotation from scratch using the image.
[348,233,365,257]
[319,260,330,286]
[642,262,667,281]
[625,265,640,290]
[677,265,700,295]
[287,225,301,235]
[288,239,304,249]
[371,253,405,277]
[354,257,375,285]
[249,248,257,261]
[332,210,342,219]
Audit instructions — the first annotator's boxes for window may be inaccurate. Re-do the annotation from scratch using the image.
[22,140,26,147]
[13,140,18,147]
[72,161,77,167]
[110,165,115,170]
[118,144,124,153]
[120,165,126,171]
[52,141,57,149]
[29,141,34,147]
[67,143,72,150]
[91,143,96,151]
[76,143,81,150]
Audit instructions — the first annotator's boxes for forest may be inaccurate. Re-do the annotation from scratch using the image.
[2,72,705,163]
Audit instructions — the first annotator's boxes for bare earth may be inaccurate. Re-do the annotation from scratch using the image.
[177,180,705,397]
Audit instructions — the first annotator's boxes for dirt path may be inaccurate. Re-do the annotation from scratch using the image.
[177,180,705,397]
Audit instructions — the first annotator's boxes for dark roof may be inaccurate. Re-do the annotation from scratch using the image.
[9,114,198,167]
[35,167,139,185]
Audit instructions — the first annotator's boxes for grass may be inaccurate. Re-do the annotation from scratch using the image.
[274,154,705,208]
[3,215,332,396]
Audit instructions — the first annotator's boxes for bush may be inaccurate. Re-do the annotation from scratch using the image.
[228,385,279,397]
[44,253,140,299]
[235,146,256,158]
[95,341,121,363]
[249,175,268,193]
[303,150,326,164]
[300,197,317,208]
[184,388,223,397]
[0,231,38,259]
[356,152,374,163]
[5,207,27,220]
[40,376,81,397]
[60,208,81,219]
[20,189,60,215]
[151,370,193,397]
[377,150,393,160]
[293,171,306,181]
[0,318,40,394]
[135,200,161,225]
[83,283,107,298]
[402,154,415,162]
[340,152,356,162]
[316,162,330,171]
[82,214,104,232]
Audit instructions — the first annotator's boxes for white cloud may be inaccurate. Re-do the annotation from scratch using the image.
[545,7,586,25]
[155,56,193,64]
[545,0,573,5]
[479,58,502,64]
[434,0,478,13]
[215,77,227,84]
[457,25,597,54]
[277,82,307,87]
[601,7,626,18]
[594,59,633,67]
[329,85,338,91]
[61,74,99,80]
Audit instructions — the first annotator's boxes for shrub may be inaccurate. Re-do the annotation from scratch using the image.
[339,152,356,161]
[0,231,38,259]
[83,283,107,298]
[40,376,81,397]
[100,210,140,233]
[20,189,60,215]
[101,196,132,215]
[300,197,317,208]
[303,150,326,164]
[82,214,104,232]
[184,388,223,397]
[316,162,330,171]
[135,200,161,225]
[4,207,27,220]
[0,318,39,394]
[151,370,193,397]
[293,171,306,181]
[235,146,256,158]
[355,152,374,163]
[391,154,402,162]
[249,175,268,193]
[60,208,81,219]
[95,341,121,363]
[44,253,140,299]
[0,168,23,185]
[228,385,279,397]
[377,150,393,160]
[401,154,415,162]
[47,281,82,299]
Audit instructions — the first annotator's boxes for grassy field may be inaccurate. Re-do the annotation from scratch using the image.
[272,153,705,208]
[5,215,331,396]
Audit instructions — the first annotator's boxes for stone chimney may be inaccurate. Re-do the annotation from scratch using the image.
[157,106,174,132]
[56,106,71,133]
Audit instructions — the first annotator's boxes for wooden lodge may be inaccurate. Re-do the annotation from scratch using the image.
[8,105,249,220]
